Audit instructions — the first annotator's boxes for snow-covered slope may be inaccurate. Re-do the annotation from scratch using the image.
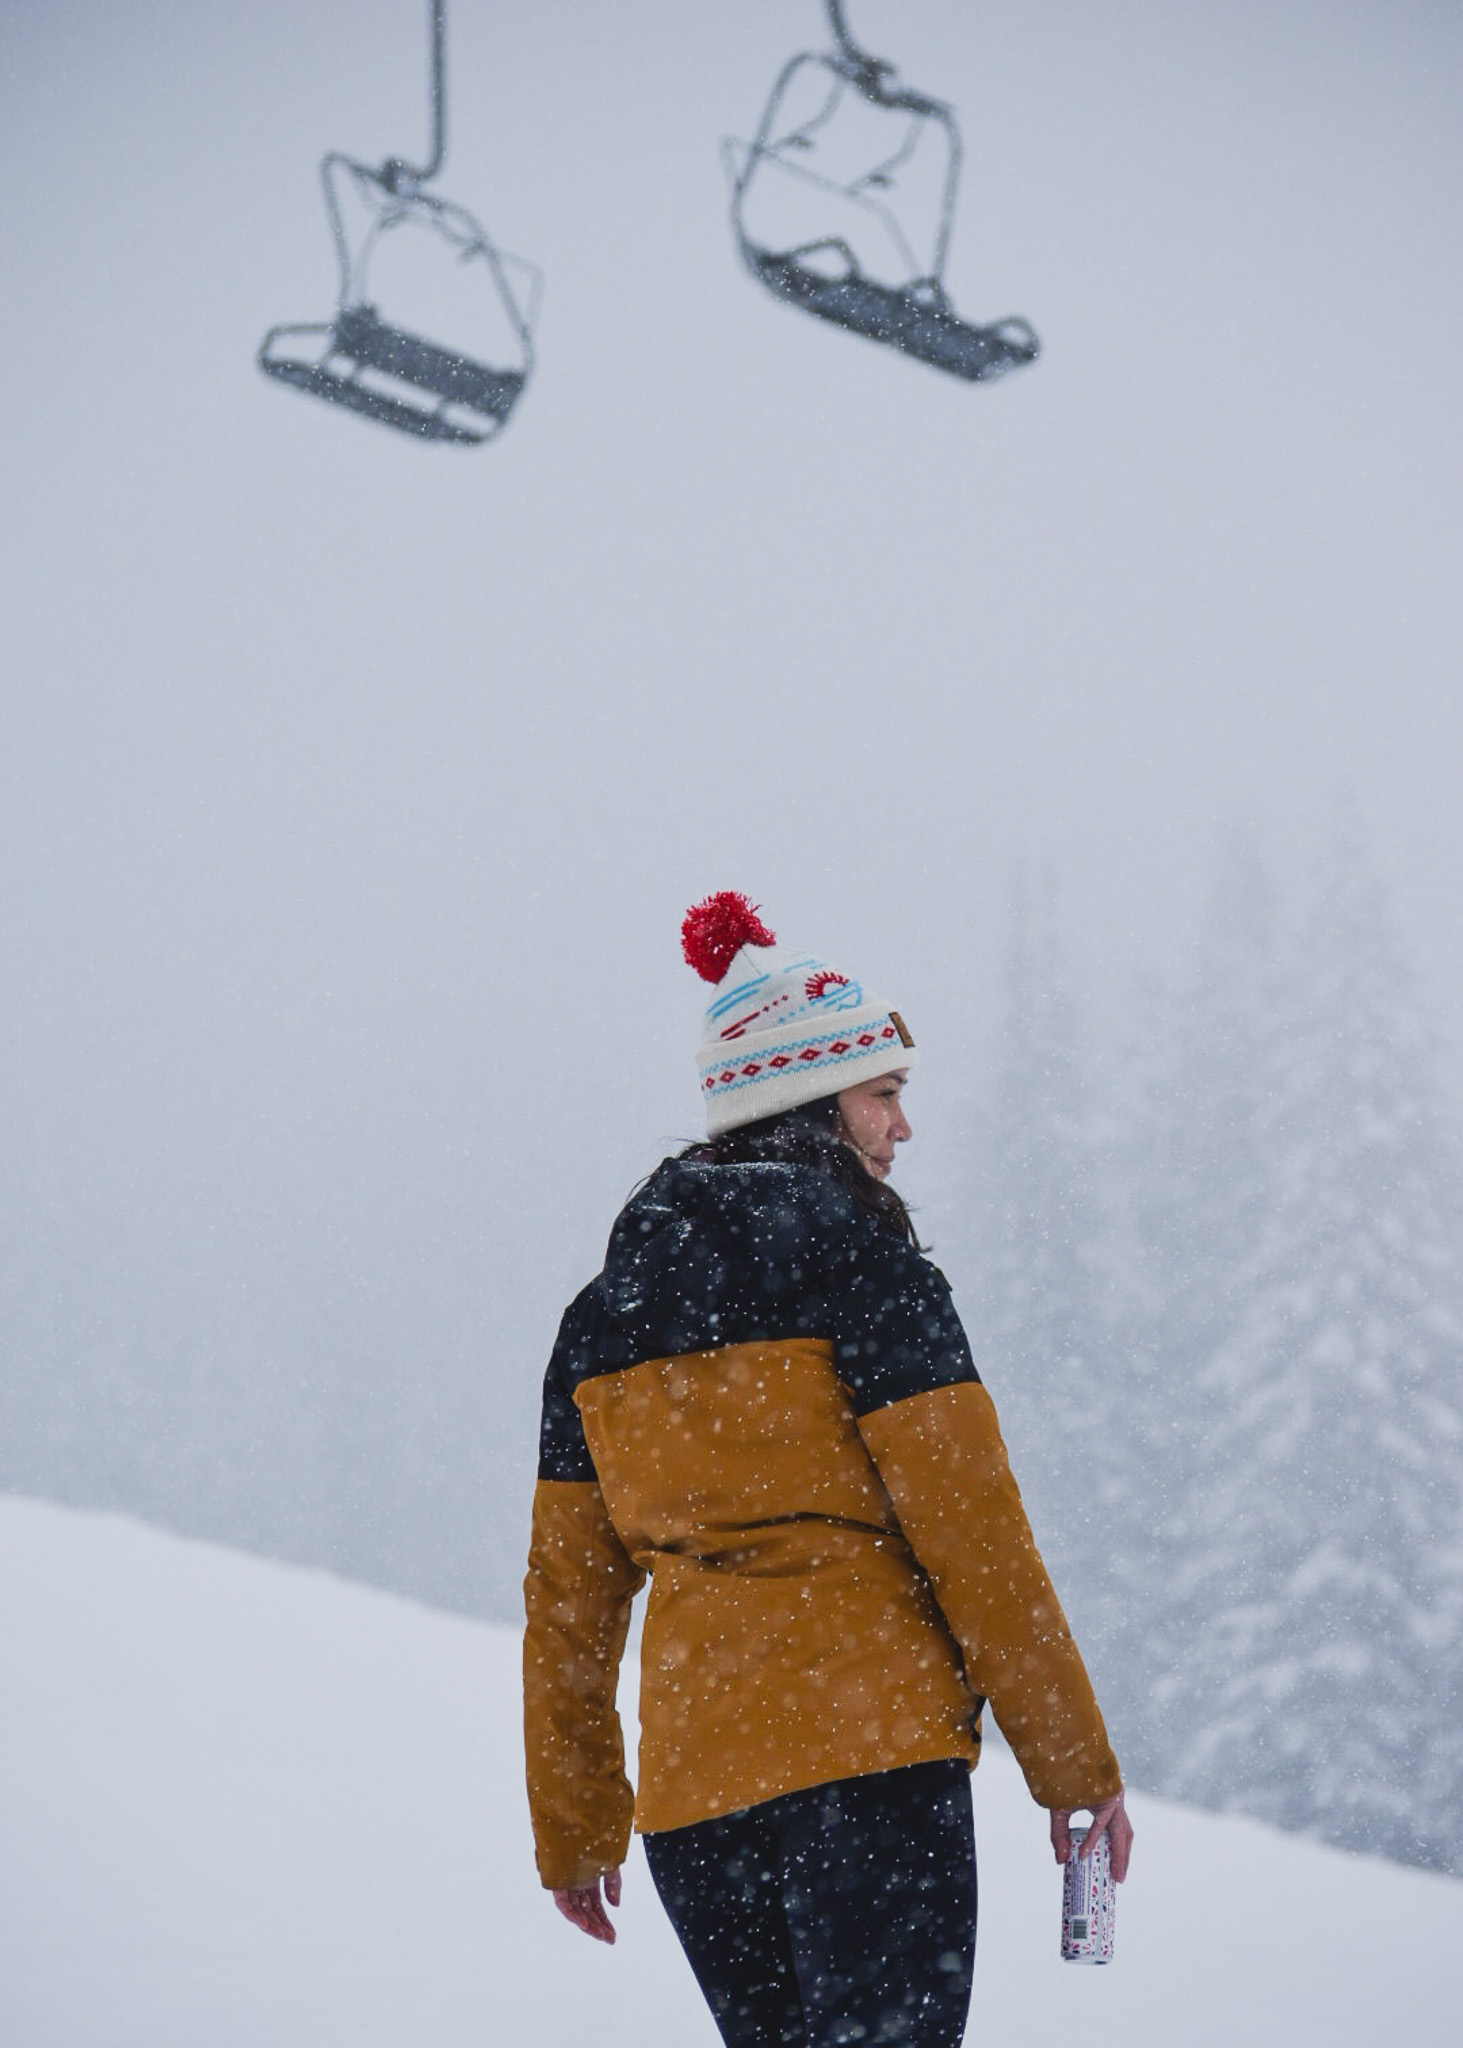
[1,1495,1456,2048]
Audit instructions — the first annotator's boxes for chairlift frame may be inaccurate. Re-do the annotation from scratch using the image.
[726,0,1038,383]
[258,0,541,446]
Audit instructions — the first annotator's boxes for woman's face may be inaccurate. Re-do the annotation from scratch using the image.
[835,1070,911,1180]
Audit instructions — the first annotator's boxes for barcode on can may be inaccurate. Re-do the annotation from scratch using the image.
[1070,1918,1089,1938]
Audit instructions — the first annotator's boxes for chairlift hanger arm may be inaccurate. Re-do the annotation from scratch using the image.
[824,0,948,120]
[382,0,447,193]
[826,0,891,93]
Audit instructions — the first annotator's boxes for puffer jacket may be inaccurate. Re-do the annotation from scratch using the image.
[523,1156,1121,1891]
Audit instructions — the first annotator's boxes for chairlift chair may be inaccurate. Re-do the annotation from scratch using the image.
[258,1,540,445]
[726,0,1037,383]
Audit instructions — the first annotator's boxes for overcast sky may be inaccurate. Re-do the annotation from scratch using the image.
[3,0,1461,1597]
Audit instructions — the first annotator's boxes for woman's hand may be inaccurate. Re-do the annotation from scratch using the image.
[552,1867,622,1943]
[1050,1790,1133,1882]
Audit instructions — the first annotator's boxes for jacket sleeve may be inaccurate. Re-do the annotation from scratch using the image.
[522,1300,647,1890]
[832,1231,1122,1811]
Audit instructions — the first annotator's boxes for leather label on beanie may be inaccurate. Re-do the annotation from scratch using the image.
[890,1012,914,1049]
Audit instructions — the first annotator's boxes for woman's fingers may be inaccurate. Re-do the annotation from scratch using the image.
[1080,1792,1134,1882]
[1104,1798,1134,1882]
[1050,1793,1134,1881]
[552,1877,620,1943]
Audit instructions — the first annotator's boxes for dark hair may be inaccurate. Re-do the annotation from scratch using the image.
[681,1094,921,1247]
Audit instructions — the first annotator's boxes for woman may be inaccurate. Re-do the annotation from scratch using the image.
[523,892,1132,2048]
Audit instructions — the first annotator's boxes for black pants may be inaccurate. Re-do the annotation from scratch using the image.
[643,1759,977,2048]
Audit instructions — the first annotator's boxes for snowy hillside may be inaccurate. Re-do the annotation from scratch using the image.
[1,1496,1456,2048]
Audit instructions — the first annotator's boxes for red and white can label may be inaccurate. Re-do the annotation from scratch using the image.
[1060,1824,1116,1964]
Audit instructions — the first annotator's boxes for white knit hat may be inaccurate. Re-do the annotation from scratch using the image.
[682,892,916,1137]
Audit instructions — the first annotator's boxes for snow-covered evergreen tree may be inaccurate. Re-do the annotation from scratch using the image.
[1109,833,1289,1778]
[956,824,1463,1872]
[1155,811,1463,1872]
[975,868,1123,1696]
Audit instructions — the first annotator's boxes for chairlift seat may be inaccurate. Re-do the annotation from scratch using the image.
[746,248,1038,382]
[335,303,525,416]
[259,302,527,445]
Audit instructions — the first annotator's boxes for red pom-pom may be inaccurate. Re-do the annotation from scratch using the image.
[681,891,777,984]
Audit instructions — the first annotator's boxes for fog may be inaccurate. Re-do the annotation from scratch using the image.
[3,0,1461,1657]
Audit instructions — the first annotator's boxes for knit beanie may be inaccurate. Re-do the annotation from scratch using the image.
[682,891,916,1137]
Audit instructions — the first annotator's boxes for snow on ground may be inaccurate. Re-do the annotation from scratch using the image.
[1,1494,1457,2048]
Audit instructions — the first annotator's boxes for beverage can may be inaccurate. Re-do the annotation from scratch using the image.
[1060,1823,1115,1964]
